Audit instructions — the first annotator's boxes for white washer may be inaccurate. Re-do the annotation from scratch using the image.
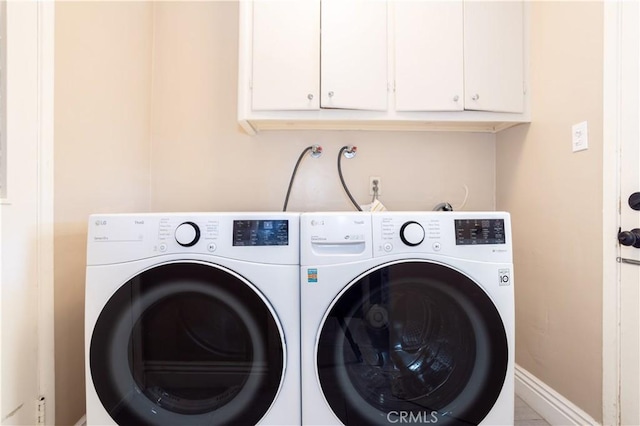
[85,212,300,426]
[300,211,514,425]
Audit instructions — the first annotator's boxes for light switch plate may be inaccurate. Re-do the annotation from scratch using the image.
[572,121,588,152]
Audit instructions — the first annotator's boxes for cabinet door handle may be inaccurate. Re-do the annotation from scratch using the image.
[307,94,314,100]
[328,91,334,98]
[453,95,459,102]
[472,94,480,101]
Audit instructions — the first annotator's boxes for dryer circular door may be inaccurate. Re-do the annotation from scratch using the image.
[90,261,284,426]
[316,260,508,425]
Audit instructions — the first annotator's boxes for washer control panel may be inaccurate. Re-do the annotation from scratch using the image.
[400,221,425,247]
[375,214,443,253]
[372,212,511,262]
[454,218,506,245]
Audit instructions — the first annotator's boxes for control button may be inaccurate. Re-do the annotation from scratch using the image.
[383,242,393,252]
[207,243,217,252]
[400,221,425,247]
[432,242,441,251]
[159,243,168,252]
[175,222,200,247]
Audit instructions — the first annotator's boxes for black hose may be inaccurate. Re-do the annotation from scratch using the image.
[338,146,362,211]
[282,146,313,211]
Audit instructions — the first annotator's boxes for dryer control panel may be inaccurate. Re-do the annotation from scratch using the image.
[87,212,300,266]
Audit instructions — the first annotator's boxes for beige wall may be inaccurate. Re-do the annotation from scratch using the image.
[53,1,497,424]
[149,2,496,213]
[54,2,153,424]
[496,1,603,421]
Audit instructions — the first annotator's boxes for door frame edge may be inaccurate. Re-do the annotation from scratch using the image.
[602,2,622,425]
[36,1,56,424]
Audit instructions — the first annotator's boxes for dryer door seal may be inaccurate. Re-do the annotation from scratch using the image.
[89,262,284,426]
[316,260,508,426]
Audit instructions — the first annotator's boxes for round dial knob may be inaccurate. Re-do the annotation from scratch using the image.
[400,221,425,247]
[175,222,200,247]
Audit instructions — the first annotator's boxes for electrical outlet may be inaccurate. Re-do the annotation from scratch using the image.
[369,176,382,196]
[572,121,588,152]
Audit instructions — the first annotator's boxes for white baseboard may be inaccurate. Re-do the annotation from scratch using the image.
[515,364,600,425]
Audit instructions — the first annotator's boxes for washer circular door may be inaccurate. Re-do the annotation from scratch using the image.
[90,261,285,426]
[317,261,508,426]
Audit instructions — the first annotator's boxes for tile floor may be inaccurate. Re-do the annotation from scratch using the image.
[515,395,550,426]
[77,395,548,426]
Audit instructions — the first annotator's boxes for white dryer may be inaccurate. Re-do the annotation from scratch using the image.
[85,212,300,426]
[300,212,514,425]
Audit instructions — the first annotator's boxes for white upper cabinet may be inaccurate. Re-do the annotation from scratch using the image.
[464,1,524,113]
[395,1,464,112]
[394,0,524,113]
[321,0,388,110]
[250,0,387,112]
[237,0,529,134]
[251,0,320,110]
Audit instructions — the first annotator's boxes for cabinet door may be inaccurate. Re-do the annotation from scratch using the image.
[464,1,524,113]
[251,0,320,110]
[321,0,388,110]
[395,1,463,111]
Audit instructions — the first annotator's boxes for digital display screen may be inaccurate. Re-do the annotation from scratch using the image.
[455,219,506,245]
[233,220,289,246]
